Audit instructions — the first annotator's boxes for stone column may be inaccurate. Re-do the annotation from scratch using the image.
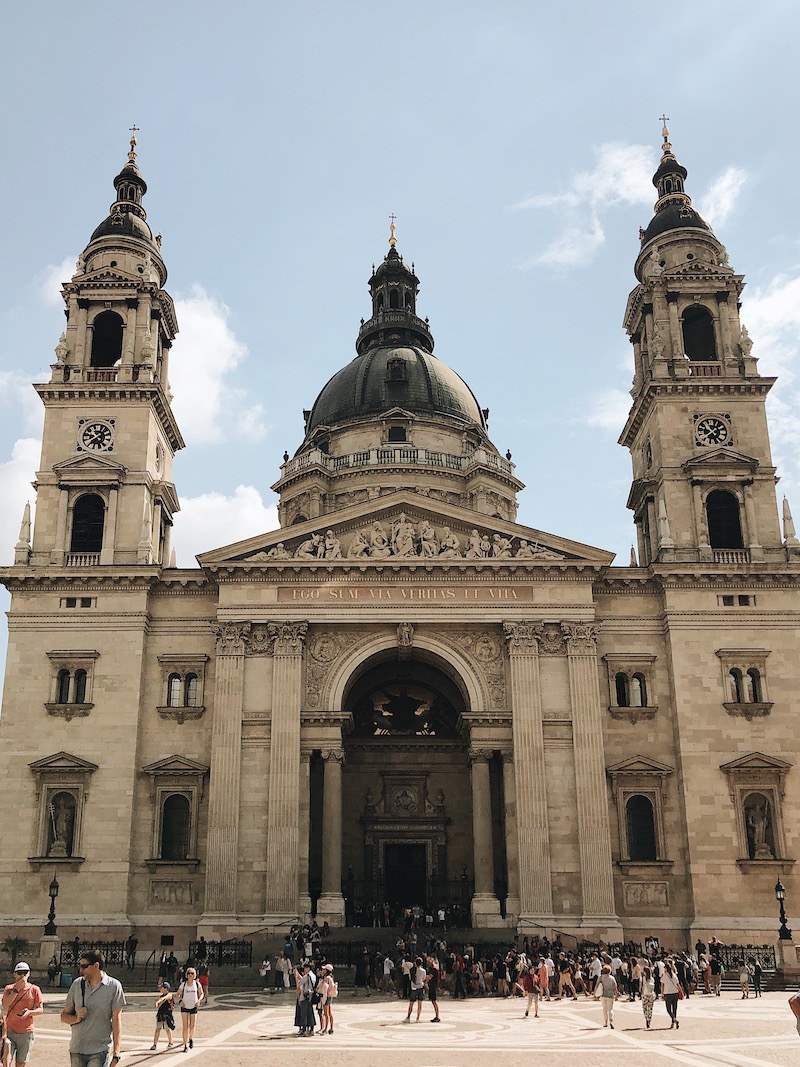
[53,488,69,564]
[503,622,554,923]
[100,488,118,565]
[692,481,712,560]
[501,752,521,922]
[264,622,308,917]
[742,483,763,557]
[469,747,501,924]
[203,622,250,918]
[562,622,619,930]
[316,747,345,924]
[297,751,312,920]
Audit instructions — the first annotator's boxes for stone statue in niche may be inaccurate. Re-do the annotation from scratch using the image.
[745,795,774,860]
[740,324,754,359]
[54,332,68,363]
[397,622,414,648]
[47,791,76,857]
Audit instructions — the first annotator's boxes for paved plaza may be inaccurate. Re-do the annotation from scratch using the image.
[26,988,800,1067]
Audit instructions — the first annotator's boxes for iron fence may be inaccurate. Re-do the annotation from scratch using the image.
[60,940,126,968]
[716,943,777,972]
[187,939,252,967]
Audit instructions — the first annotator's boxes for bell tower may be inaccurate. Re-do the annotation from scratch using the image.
[25,133,184,569]
[620,123,784,565]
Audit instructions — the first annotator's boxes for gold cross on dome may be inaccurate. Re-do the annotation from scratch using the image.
[389,213,397,247]
[128,124,139,159]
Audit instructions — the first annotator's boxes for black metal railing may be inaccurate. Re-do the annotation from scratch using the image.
[187,939,252,967]
[717,943,777,972]
[60,940,126,968]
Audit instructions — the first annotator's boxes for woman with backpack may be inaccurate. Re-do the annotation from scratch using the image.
[176,966,206,1052]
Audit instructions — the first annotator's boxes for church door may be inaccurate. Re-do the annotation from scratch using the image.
[384,843,427,908]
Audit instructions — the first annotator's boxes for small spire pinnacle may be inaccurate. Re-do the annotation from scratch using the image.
[389,213,397,247]
[659,114,673,160]
[128,124,140,163]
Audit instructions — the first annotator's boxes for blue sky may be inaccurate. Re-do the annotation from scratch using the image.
[2,0,800,588]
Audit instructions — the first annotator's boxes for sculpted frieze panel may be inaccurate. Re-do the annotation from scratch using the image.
[438,628,506,709]
[305,627,373,709]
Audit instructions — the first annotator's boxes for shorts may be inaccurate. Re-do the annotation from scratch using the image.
[198,975,209,989]
[181,1006,198,1015]
[8,1031,35,1063]
[408,989,423,1002]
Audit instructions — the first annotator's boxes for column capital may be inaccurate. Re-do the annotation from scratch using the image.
[498,749,514,764]
[267,621,309,656]
[213,621,252,656]
[561,621,600,655]
[468,746,493,765]
[503,620,543,654]
[320,747,345,764]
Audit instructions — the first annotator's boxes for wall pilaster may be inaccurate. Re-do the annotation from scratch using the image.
[264,622,308,917]
[562,622,618,924]
[503,621,554,922]
[203,622,250,916]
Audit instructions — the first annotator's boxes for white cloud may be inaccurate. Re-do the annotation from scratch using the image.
[39,255,76,306]
[169,285,267,446]
[584,388,631,432]
[742,271,800,499]
[171,484,278,565]
[0,439,40,564]
[697,166,747,229]
[512,142,656,270]
[0,371,45,435]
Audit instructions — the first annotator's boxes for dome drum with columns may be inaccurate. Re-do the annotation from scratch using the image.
[0,131,798,955]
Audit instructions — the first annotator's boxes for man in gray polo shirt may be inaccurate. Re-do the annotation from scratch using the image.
[60,949,125,1067]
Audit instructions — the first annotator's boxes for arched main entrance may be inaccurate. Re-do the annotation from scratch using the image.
[310,647,487,925]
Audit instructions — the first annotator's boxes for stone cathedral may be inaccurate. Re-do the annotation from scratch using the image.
[1,126,798,952]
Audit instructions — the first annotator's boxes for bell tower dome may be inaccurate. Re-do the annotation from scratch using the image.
[27,133,184,569]
[620,123,783,565]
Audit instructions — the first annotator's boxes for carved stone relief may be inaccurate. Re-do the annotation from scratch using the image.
[623,881,668,909]
[439,629,506,709]
[150,879,194,907]
[304,627,373,709]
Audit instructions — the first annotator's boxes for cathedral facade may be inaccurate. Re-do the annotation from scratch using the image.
[1,128,798,951]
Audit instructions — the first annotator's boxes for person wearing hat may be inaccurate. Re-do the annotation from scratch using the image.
[2,962,43,1067]
[318,964,337,1035]
[293,962,316,1036]
[151,981,175,1051]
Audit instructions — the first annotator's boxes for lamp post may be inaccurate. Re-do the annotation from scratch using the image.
[44,873,59,937]
[775,879,792,941]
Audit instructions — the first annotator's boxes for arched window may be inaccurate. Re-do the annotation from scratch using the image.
[160,794,191,861]
[664,178,673,194]
[706,490,744,549]
[90,311,124,368]
[682,304,717,360]
[615,672,629,707]
[73,669,87,704]
[292,514,308,525]
[185,673,198,707]
[746,668,762,703]
[167,674,182,707]
[389,290,399,309]
[729,668,744,703]
[376,292,384,311]
[47,790,77,858]
[70,494,105,554]
[57,669,71,704]
[631,673,647,707]
[626,795,657,861]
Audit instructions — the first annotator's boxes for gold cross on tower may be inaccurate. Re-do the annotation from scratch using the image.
[389,213,397,247]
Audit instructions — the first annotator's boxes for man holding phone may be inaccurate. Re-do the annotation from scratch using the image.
[2,962,43,1067]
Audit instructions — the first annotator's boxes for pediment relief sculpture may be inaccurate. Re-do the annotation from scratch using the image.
[240,513,566,565]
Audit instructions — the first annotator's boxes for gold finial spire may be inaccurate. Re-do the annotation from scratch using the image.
[128,124,140,162]
[659,113,673,159]
[389,212,397,247]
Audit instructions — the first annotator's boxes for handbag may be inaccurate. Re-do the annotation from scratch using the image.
[677,985,684,1000]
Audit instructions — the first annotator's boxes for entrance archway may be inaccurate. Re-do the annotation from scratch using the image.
[317,648,477,925]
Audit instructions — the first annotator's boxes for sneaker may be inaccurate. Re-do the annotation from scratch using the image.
[150,1045,157,1051]
[431,1017,440,1022]
[610,1022,614,1029]
[675,1020,679,1029]
[189,1039,193,1049]
[524,1011,528,1017]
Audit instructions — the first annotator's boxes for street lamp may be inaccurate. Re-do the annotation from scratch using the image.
[774,879,792,941]
[44,873,59,937]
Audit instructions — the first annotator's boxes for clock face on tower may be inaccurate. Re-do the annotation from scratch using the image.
[694,415,731,447]
[77,419,115,452]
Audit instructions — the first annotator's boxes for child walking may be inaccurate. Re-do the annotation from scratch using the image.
[151,981,175,1050]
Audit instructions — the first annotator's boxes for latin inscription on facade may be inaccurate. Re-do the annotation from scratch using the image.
[279,585,532,603]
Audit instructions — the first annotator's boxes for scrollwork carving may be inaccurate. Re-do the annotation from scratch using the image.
[438,629,506,708]
[267,621,308,656]
[561,621,600,655]
[320,748,345,764]
[503,620,543,654]
[468,747,493,764]
[539,623,567,655]
[213,622,252,656]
